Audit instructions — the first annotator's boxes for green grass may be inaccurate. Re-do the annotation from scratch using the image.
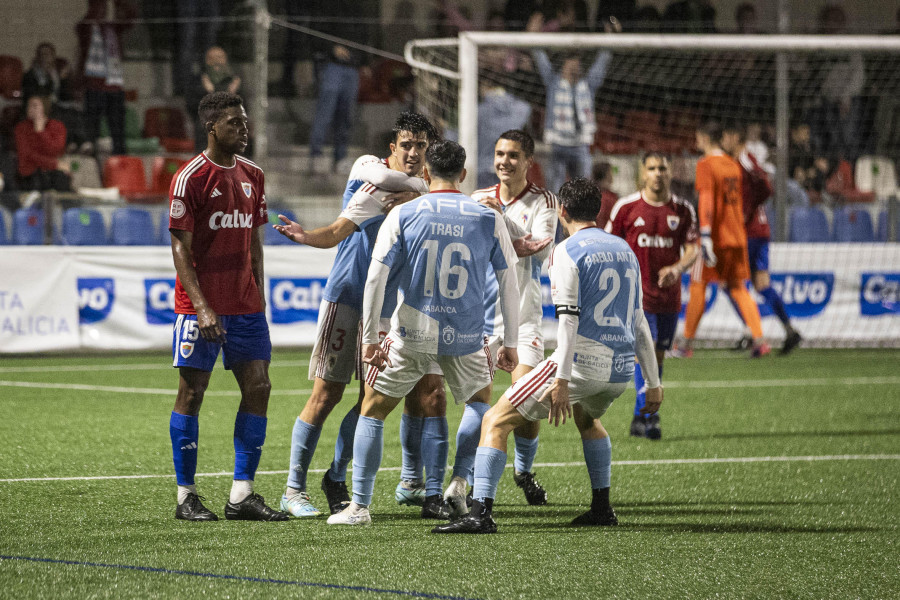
[1,349,898,599]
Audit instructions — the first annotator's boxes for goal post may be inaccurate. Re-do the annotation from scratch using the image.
[405,34,900,348]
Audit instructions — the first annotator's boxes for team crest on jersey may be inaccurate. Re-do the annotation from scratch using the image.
[521,214,529,226]
[242,182,252,198]
[170,199,186,219]
[442,325,455,345]
[667,215,680,231]
[180,341,194,359]
[614,355,625,373]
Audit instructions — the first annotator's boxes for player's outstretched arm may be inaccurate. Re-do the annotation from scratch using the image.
[356,158,429,194]
[273,215,356,248]
[170,229,225,343]
[512,233,552,257]
[544,311,578,426]
[633,309,663,414]
[658,242,699,288]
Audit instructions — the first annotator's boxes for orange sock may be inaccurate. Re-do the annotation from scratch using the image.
[683,282,707,340]
[729,284,763,339]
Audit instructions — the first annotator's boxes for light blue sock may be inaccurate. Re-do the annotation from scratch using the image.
[233,412,267,481]
[351,416,384,506]
[286,418,321,491]
[327,408,359,482]
[513,435,539,473]
[399,414,424,482]
[422,416,449,497]
[582,437,612,490]
[633,362,647,416]
[170,412,199,487]
[473,447,507,502]
[452,401,490,481]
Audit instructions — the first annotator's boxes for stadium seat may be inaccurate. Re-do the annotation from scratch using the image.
[62,207,107,245]
[157,209,172,245]
[264,208,296,245]
[623,110,663,150]
[64,155,103,190]
[110,207,156,245]
[12,207,44,245]
[0,206,10,244]
[825,160,875,203]
[150,156,189,195]
[103,155,150,200]
[144,107,193,153]
[832,207,875,242]
[854,155,898,199]
[788,206,830,242]
[0,55,23,99]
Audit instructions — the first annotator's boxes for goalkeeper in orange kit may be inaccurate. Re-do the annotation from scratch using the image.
[677,121,770,358]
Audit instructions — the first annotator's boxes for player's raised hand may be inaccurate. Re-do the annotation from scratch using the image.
[497,346,518,373]
[513,233,552,258]
[382,191,420,214]
[273,214,308,244]
[362,343,392,372]
[196,306,226,344]
[700,234,717,267]
[540,378,571,427]
[640,385,663,415]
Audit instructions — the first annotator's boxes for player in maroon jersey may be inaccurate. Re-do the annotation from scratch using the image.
[606,152,699,439]
[166,92,287,522]
[721,123,801,354]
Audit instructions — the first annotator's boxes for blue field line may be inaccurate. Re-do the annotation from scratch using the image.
[0,555,483,600]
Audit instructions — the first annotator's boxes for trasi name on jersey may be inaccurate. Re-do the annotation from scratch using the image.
[430,223,465,237]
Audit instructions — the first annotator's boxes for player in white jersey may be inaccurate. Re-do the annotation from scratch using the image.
[272,113,450,517]
[459,129,558,509]
[327,139,521,526]
[434,178,664,534]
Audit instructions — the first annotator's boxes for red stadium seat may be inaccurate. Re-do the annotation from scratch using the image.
[0,55,23,99]
[150,156,188,194]
[624,110,663,150]
[143,107,188,139]
[826,160,876,204]
[103,155,151,201]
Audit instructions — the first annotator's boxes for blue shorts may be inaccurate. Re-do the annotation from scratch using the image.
[645,312,678,352]
[747,238,769,273]
[172,312,271,372]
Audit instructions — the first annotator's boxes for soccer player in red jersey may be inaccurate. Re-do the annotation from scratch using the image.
[606,153,699,439]
[167,92,287,522]
[681,121,769,358]
[721,123,802,354]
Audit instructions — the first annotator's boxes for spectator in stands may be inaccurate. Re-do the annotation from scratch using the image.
[593,161,619,228]
[307,0,376,175]
[812,4,865,160]
[186,46,242,152]
[14,96,71,192]
[596,1,636,31]
[505,0,542,31]
[280,1,312,96]
[76,0,135,156]
[787,122,828,206]
[174,0,221,97]
[734,2,760,34]
[528,14,614,193]
[662,0,716,33]
[22,42,87,153]
[477,83,532,188]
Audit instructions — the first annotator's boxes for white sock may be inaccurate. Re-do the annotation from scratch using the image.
[284,486,302,498]
[230,480,253,504]
[177,485,197,505]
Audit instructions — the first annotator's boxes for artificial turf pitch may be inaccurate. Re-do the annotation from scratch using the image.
[0,348,898,599]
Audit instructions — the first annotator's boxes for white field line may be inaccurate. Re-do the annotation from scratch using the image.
[0,360,308,374]
[2,376,900,397]
[2,454,898,484]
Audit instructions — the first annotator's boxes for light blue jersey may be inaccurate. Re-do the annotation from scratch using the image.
[550,227,643,383]
[372,191,518,356]
[322,156,427,310]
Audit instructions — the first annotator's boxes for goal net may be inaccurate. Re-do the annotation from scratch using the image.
[406,33,900,348]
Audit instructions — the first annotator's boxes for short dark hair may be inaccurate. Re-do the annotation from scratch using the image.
[722,120,746,141]
[497,129,534,157]
[558,177,602,222]
[425,139,466,181]
[640,151,669,166]
[735,2,756,21]
[198,91,244,126]
[697,119,723,143]
[392,111,437,143]
[592,160,612,181]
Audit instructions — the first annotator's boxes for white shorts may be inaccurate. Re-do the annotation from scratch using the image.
[365,336,493,404]
[486,332,544,370]
[309,300,362,384]
[504,351,628,422]
[379,318,443,377]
